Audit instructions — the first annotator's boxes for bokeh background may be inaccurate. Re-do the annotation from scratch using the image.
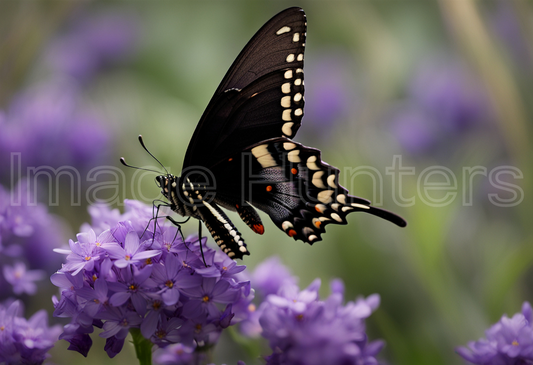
[1,1,533,364]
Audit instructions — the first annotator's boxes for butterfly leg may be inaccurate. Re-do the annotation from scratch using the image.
[197,220,208,267]
[166,216,190,242]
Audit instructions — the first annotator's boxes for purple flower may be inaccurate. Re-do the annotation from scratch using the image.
[181,277,241,319]
[152,253,202,306]
[0,300,62,365]
[108,265,156,315]
[51,200,250,359]
[104,231,160,269]
[457,302,533,364]
[251,256,297,298]
[3,262,45,295]
[153,342,202,365]
[258,275,384,365]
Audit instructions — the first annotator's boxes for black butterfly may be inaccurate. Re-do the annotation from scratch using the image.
[122,7,406,260]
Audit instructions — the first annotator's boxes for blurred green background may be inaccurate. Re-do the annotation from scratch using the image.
[2,1,533,364]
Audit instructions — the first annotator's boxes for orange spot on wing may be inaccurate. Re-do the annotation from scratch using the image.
[315,205,322,213]
[266,185,273,192]
[253,224,265,235]
[228,157,233,162]
[314,221,321,228]
[291,168,297,175]
[288,229,297,237]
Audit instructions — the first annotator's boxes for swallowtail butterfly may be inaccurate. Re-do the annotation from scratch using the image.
[122,7,406,260]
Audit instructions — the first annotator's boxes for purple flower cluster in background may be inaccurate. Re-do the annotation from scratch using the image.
[51,200,250,358]
[390,57,492,157]
[237,257,384,365]
[457,301,533,364]
[45,10,139,82]
[0,300,62,365]
[0,181,66,299]
[0,11,139,184]
[0,79,110,175]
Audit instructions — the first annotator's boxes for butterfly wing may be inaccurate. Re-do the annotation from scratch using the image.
[182,7,306,170]
[209,138,406,245]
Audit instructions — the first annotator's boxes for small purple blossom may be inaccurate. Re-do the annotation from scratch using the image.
[104,231,160,269]
[3,262,45,295]
[0,300,62,365]
[153,342,201,365]
[457,301,533,364]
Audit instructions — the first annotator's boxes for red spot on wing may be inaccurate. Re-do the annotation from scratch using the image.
[253,224,265,235]
[288,229,297,237]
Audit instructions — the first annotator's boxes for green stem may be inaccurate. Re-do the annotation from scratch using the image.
[130,328,153,365]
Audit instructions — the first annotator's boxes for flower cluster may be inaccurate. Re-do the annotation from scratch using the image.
[0,181,66,299]
[0,300,62,365]
[237,257,385,365]
[457,301,533,364]
[0,10,139,182]
[51,200,250,358]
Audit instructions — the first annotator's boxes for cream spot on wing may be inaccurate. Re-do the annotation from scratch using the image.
[327,175,337,188]
[282,221,294,230]
[315,204,327,213]
[252,144,277,168]
[288,149,301,163]
[282,83,291,94]
[293,33,300,42]
[283,142,296,150]
[312,171,326,188]
[282,122,294,137]
[317,190,334,204]
[331,213,342,222]
[351,203,370,210]
[337,194,346,205]
[281,96,291,108]
[294,108,303,116]
[282,109,292,121]
[276,26,291,35]
[306,156,320,170]
[284,70,293,79]
[294,93,302,102]
[297,53,304,61]
[286,54,295,63]
[294,78,302,86]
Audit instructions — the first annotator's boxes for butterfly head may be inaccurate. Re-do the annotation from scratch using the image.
[155,174,179,201]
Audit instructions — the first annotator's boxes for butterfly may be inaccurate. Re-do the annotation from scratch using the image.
[122,7,406,260]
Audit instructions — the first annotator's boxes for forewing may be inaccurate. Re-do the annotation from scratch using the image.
[183,7,306,169]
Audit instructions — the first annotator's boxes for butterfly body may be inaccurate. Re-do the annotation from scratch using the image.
[143,7,406,260]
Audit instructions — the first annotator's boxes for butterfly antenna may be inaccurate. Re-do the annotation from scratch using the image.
[119,157,162,174]
[138,135,170,175]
